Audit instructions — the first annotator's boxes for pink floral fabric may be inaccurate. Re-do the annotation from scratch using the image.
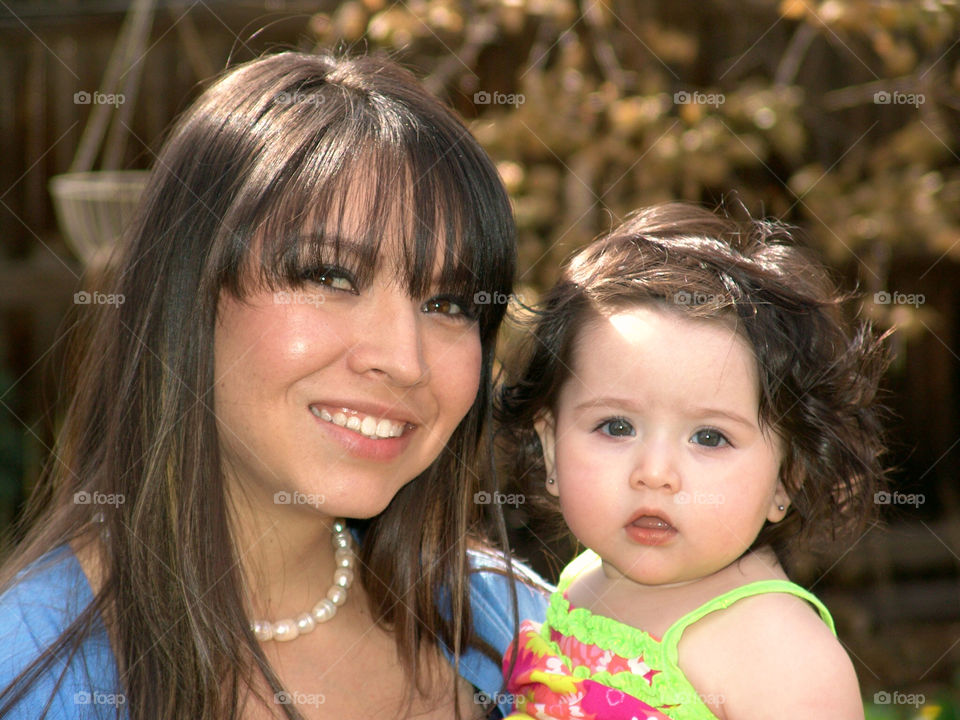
[503,619,673,720]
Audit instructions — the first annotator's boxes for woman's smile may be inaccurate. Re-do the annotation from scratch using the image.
[307,401,418,463]
[309,404,412,440]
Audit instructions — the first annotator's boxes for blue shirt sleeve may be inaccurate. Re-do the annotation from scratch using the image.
[0,547,122,719]
[458,550,551,718]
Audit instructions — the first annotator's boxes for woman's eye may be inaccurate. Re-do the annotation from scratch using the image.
[422,296,474,320]
[598,418,635,437]
[691,429,729,448]
[305,266,356,293]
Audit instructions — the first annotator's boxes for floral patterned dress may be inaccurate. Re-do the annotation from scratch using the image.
[502,551,835,720]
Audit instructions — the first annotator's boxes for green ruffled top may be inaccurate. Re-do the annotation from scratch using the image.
[544,551,836,719]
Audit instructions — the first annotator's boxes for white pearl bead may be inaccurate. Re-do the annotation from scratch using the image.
[312,598,337,622]
[327,586,347,606]
[334,568,354,588]
[249,519,355,641]
[252,620,274,641]
[272,619,299,642]
[295,612,316,634]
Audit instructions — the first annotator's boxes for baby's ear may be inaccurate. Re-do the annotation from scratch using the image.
[534,412,559,497]
[766,478,791,523]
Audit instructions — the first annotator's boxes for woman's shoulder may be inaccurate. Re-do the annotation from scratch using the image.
[0,545,118,719]
[467,546,553,625]
[0,545,92,641]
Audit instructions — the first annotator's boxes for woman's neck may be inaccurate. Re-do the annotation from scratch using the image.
[227,489,344,621]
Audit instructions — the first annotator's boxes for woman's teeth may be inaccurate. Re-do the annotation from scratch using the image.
[310,406,407,439]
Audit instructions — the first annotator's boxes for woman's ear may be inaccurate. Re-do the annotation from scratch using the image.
[534,412,559,497]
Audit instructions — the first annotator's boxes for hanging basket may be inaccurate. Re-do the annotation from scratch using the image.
[49,170,150,266]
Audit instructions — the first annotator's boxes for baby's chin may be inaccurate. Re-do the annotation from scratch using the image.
[600,559,704,589]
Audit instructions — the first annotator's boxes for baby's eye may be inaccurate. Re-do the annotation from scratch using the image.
[421,296,475,321]
[691,428,729,448]
[597,418,635,437]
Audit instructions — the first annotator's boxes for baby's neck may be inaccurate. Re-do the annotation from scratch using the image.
[567,549,788,638]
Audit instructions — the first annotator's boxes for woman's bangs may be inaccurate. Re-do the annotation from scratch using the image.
[243,133,511,328]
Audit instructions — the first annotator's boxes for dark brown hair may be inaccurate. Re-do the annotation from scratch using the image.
[1,51,515,719]
[497,202,888,565]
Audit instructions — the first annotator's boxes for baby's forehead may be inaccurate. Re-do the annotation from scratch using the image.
[571,304,759,376]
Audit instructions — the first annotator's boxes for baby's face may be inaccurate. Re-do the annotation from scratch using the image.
[536,304,789,588]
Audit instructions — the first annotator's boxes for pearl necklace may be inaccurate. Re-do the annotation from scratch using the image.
[250,519,357,642]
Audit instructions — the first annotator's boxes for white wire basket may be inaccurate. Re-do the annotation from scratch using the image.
[49,170,150,266]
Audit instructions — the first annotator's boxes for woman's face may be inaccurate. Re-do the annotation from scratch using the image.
[213,234,482,520]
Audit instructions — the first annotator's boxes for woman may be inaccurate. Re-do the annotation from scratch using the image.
[0,51,547,719]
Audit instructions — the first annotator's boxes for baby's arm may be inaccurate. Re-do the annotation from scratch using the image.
[677,592,864,719]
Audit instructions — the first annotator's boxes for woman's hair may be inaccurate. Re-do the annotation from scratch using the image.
[497,202,888,566]
[1,51,516,719]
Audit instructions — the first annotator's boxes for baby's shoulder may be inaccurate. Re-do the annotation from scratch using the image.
[678,589,863,719]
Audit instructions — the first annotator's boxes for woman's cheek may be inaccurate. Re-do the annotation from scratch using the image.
[454,334,483,414]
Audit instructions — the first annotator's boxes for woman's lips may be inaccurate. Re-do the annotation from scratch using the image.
[624,511,677,546]
[309,403,416,462]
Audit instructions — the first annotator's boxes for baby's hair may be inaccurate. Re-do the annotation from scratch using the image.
[497,202,889,564]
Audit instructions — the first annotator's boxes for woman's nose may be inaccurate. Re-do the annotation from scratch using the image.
[348,289,427,387]
[629,440,681,492]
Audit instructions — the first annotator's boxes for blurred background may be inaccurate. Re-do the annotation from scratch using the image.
[1,0,959,716]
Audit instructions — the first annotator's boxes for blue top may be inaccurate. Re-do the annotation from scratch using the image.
[0,545,550,719]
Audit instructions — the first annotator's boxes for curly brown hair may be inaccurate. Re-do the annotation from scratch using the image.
[497,202,890,565]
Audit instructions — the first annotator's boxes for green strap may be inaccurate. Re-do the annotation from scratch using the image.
[556,549,599,594]
[661,579,836,669]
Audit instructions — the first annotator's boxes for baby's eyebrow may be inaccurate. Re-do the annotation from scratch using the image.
[682,406,755,428]
[574,397,645,413]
